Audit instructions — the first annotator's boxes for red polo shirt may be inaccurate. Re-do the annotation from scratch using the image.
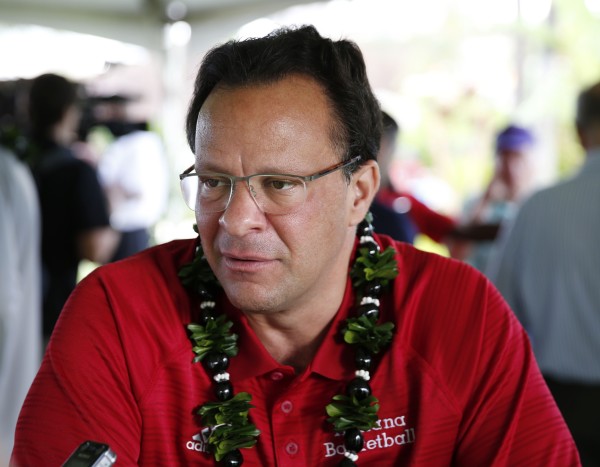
[12,237,579,466]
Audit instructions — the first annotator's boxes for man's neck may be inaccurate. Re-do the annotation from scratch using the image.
[242,237,354,372]
[242,272,349,370]
[247,312,335,372]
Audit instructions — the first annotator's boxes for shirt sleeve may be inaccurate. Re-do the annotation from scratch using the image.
[405,194,456,243]
[452,279,579,466]
[11,271,142,466]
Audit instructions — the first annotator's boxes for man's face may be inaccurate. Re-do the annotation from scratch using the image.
[497,148,531,190]
[193,75,359,314]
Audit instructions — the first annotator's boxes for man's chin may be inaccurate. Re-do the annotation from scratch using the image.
[222,283,282,314]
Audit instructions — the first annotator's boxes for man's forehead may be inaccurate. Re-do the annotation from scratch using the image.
[194,77,336,144]
[198,75,330,117]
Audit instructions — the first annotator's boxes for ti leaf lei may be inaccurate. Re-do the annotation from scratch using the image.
[179,214,398,466]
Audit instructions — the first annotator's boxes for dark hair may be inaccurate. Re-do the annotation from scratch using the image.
[28,73,79,141]
[576,81,600,129]
[185,25,382,176]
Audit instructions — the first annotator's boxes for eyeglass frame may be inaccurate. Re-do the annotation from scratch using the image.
[178,155,362,213]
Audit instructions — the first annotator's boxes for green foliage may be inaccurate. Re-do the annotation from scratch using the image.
[342,315,395,354]
[198,392,260,461]
[178,244,220,294]
[188,315,239,362]
[351,246,399,289]
[326,394,380,432]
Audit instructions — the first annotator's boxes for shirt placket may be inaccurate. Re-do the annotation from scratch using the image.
[268,368,314,466]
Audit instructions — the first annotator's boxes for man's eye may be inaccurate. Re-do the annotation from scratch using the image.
[199,176,228,189]
[263,177,302,191]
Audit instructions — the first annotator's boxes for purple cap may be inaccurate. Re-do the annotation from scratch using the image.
[495,125,534,152]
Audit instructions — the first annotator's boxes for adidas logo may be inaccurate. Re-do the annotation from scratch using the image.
[186,429,210,452]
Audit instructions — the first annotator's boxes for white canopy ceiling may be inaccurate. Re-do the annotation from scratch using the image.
[0,0,324,51]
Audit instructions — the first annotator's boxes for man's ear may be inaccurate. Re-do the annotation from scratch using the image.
[348,159,380,226]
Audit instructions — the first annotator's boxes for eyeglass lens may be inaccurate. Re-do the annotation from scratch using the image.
[180,174,308,215]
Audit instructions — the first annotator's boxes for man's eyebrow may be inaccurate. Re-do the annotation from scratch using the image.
[194,163,220,173]
[195,163,310,176]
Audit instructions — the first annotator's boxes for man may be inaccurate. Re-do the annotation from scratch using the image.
[488,81,600,465]
[13,26,578,466]
[26,73,119,342]
[0,146,41,465]
[94,96,169,261]
[451,124,535,272]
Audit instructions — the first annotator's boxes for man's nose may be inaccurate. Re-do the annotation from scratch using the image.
[218,181,266,235]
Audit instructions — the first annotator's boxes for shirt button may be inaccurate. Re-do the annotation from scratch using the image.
[285,441,299,456]
[270,371,284,381]
[280,400,293,414]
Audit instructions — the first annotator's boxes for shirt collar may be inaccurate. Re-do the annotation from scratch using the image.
[223,302,282,380]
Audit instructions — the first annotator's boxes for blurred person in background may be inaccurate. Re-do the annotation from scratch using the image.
[373,111,455,244]
[0,145,41,465]
[374,111,506,249]
[94,95,169,261]
[370,111,418,243]
[450,124,536,272]
[488,81,600,465]
[26,73,119,343]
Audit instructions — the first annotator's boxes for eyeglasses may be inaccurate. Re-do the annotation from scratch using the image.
[179,156,361,215]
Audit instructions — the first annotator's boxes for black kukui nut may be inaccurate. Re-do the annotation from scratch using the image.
[346,378,371,400]
[344,427,364,452]
[357,220,373,236]
[203,352,229,373]
[356,303,379,320]
[362,240,379,256]
[355,347,372,370]
[339,457,357,467]
[222,449,243,466]
[364,280,383,297]
[196,285,213,300]
[198,308,216,326]
[215,381,234,401]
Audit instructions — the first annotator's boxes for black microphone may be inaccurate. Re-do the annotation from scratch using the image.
[62,441,117,466]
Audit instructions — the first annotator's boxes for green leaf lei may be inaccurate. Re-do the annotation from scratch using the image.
[326,395,380,432]
[180,242,260,463]
[188,316,239,362]
[342,315,395,354]
[198,393,261,461]
[325,234,398,438]
[178,226,220,295]
[180,215,398,465]
[351,245,398,289]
